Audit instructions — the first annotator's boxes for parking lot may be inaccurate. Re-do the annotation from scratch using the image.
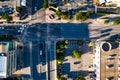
[57,40,93,80]
[0,0,15,8]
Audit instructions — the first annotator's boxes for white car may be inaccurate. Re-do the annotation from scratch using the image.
[2,27,4,29]
[35,6,37,11]
[40,50,42,55]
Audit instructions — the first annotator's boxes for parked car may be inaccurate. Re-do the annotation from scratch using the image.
[42,58,46,65]
[74,61,80,64]
[40,43,43,50]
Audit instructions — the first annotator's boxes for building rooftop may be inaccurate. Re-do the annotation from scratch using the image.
[0,43,7,53]
[95,42,120,80]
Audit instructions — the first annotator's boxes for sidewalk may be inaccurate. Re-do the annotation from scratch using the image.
[13,67,31,77]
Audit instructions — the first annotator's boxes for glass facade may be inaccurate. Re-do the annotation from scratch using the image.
[0,41,17,78]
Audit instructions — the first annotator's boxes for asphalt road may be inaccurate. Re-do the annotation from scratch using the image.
[1,22,120,80]
[22,24,47,80]
[60,23,89,40]
[0,25,28,38]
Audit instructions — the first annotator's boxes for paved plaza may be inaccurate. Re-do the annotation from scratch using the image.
[58,40,93,80]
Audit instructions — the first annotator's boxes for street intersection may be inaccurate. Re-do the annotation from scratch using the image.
[0,0,120,80]
[0,20,120,80]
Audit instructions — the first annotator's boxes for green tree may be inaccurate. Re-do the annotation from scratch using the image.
[43,0,48,9]
[86,12,90,18]
[81,16,87,21]
[56,49,64,53]
[74,12,90,21]
[114,19,120,25]
[104,19,109,24]
[56,9,62,17]
[59,44,65,49]
[64,40,69,44]
[57,52,65,64]
[76,76,85,80]
[1,13,12,22]
[16,6,23,13]
[58,76,67,80]
[61,11,70,20]
[89,41,95,47]
[74,12,82,21]
[1,13,9,19]
[6,16,12,22]
[64,45,68,48]
[77,40,83,46]
[72,50,81,59]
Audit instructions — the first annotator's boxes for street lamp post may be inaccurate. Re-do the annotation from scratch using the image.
[94,4,97,13]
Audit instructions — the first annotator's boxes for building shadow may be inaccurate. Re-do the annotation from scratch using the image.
[27,0,44,15]
[58,63,89,79]
[109,42,119,50]
[100,28,112,33]
[101,16,120,21]
[107,34,120,41]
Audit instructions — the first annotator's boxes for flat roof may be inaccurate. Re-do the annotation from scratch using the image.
[0,43,7,53]
[100,42,120,80]
[0,54,7,78]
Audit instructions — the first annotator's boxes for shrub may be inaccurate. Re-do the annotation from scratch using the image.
[61,11,70,20]
[104,19,109,24]
[114,19,120,25]
[58,76,67,80]
[6,16,12,22]
[89,41,95,47]
[74,12,90,21]
[77,40,83,46]
[64,40,69,44]
[1,13,12,22]
[1,13,9,19]
[56,49,64,53]
[72,50,82,59]
[43,0,48,9]
[74,12,82,21]
[16,6,23,13]
[56,9,62,17]
[56,53,65,64]
[86,12,90,18]
[76,76,85,80]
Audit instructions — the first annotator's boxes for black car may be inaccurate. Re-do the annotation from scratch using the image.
[74,61,80,64]
[40,43,43,50]
[42,58,46,65]
[43,53,46,57]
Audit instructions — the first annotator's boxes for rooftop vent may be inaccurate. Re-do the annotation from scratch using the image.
[101,42,111,52]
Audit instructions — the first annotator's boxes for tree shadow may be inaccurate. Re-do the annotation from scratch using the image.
[107,34,120,41]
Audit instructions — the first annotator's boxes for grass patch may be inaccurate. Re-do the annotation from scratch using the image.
[95,12,109,16]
